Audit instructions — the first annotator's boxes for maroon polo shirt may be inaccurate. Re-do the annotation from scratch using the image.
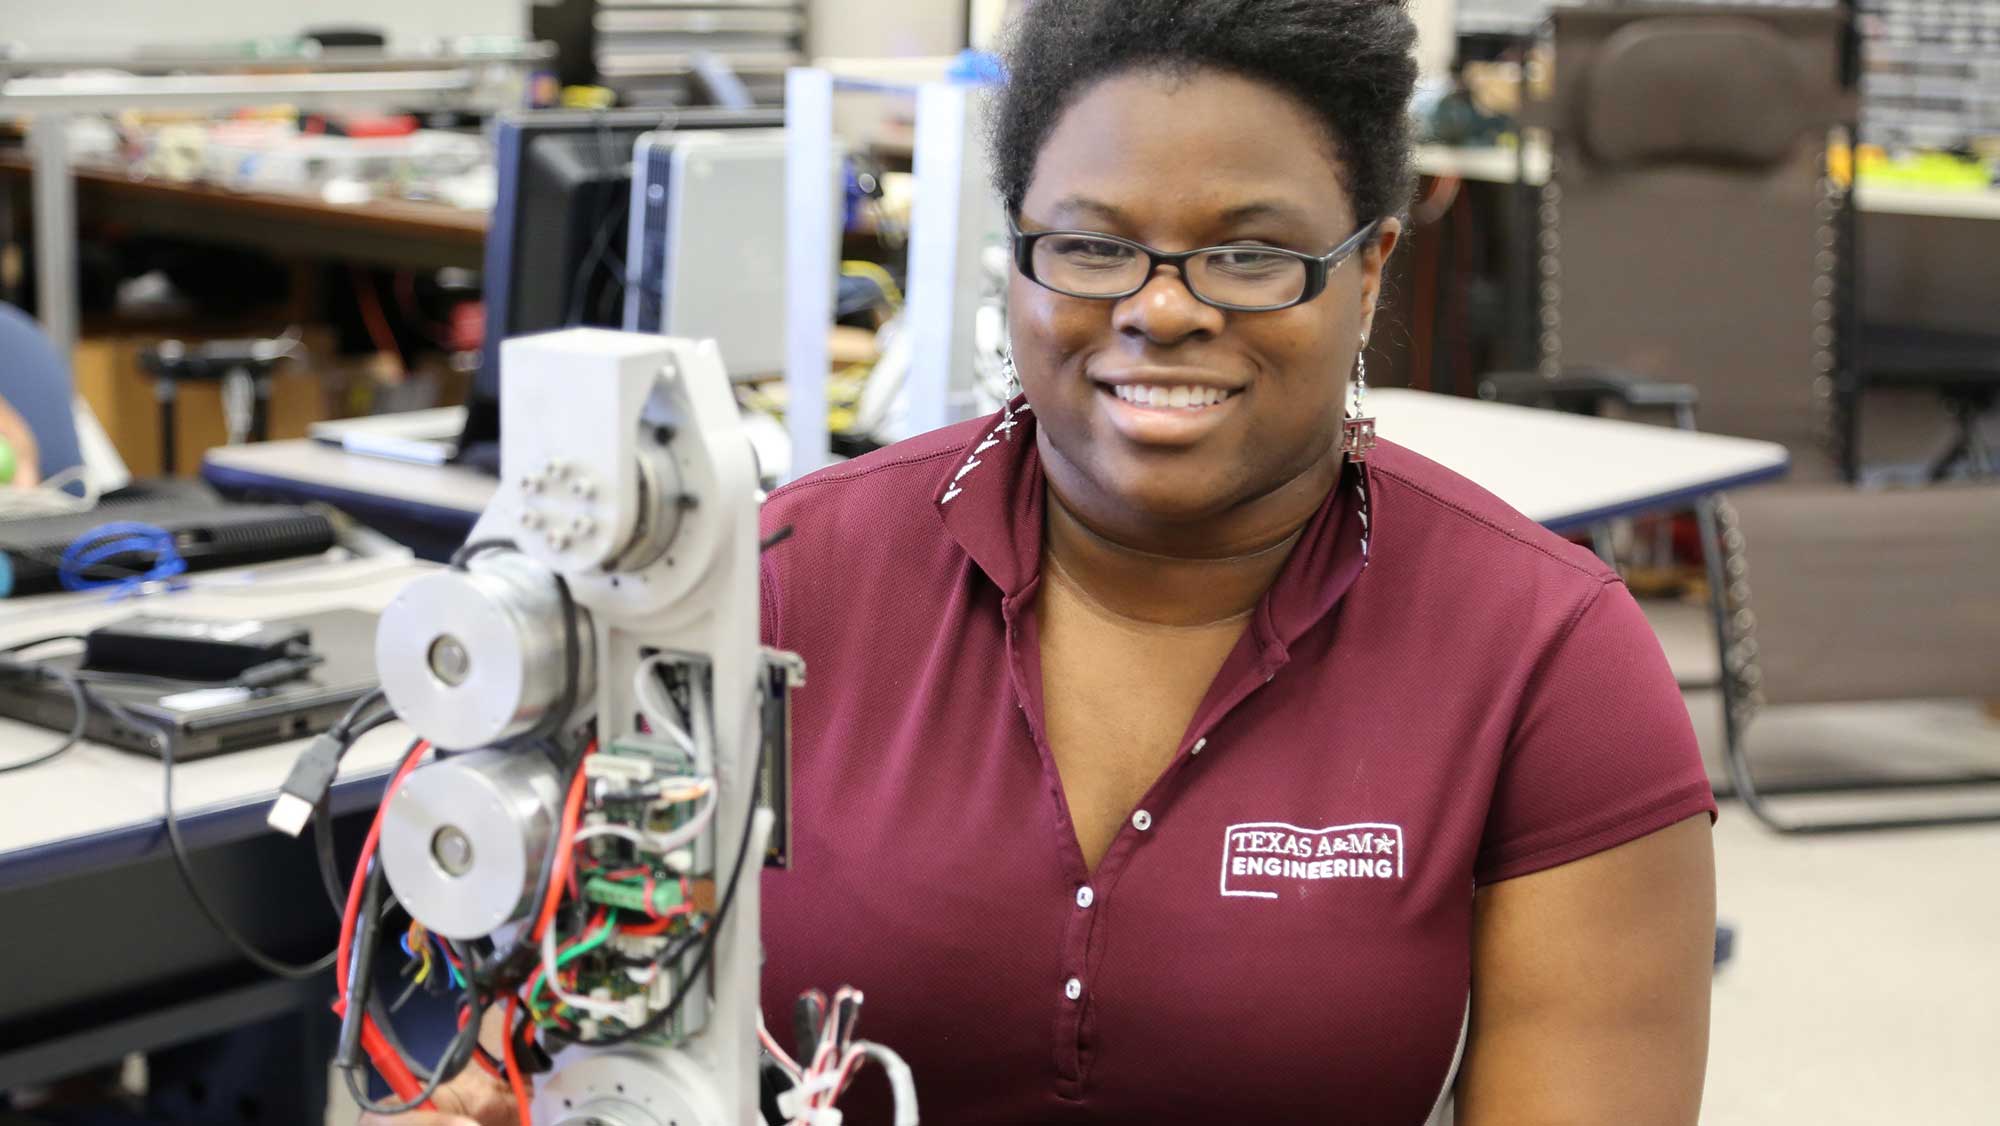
[759,401,1714,1125]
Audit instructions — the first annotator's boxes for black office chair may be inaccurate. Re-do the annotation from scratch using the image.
[138,335,300,475]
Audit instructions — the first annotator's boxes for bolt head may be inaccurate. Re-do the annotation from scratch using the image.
[432,826,474,876]
[428,635,471,686]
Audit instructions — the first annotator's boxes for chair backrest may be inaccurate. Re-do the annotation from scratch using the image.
[1542,4,1848,479]
[0,302,85,480]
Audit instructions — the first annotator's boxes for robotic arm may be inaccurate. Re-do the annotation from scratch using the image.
[338,328,908,1126]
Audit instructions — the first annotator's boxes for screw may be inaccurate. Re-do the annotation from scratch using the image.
[428,635,471,686]
[432,826,474,876]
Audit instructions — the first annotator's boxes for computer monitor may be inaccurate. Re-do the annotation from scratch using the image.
[458,107,784,470]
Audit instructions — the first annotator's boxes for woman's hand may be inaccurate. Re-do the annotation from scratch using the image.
[359,1007,519,1126]
[356,1065,517,1126]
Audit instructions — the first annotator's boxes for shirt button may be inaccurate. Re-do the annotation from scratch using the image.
[1132,810,1153,832]
[1075,886,1094,909]
[1190,737,1207,755]
[1064,977,1083,1001]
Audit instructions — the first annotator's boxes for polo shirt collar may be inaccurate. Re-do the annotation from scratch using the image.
[933,399,1373,651]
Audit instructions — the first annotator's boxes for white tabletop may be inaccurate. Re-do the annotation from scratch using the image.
[202,438,497,516]
[1414,141,2000,222]
[1370,388,1789,529]
[0,556,435,887]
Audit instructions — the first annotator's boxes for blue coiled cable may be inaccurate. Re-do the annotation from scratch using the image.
[59,521,187,594]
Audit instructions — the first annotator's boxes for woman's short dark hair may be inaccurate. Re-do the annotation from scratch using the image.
[989,0,1419,227]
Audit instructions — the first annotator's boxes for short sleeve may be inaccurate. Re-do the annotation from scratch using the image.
[1476,579,1716,885]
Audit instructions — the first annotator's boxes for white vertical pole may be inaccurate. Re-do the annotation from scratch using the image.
[783,68,835,481]
[905,82,1000,436]
[29,112,78,361]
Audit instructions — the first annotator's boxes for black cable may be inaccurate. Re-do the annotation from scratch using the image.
[157,708,341,980]
[0,659,89,774]
[1,633,85,653]
[563,114,633,329]
[449,538,519,569]
[444,539,579,745]
[564,200,625,328]
[339,911,488,1115]
[313,699,399,915]
[540,573,581,743]
[337,860,391,1066]
[304,716,436,1082]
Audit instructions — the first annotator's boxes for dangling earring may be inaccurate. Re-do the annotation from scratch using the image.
[1339,346,1377,462]
[1001,343,1023,400]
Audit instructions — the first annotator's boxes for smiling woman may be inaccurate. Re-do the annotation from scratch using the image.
[741,3,1717,1126]
[755,2,1714,1126]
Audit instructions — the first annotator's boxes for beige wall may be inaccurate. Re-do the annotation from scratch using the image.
[0,0,524,52]
[1414,0,1458,78]
[809,0,967,59]
[824,0,1456,76]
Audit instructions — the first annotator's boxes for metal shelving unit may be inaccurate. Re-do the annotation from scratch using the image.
[1854,0,2000,148]
[534,0,807,107]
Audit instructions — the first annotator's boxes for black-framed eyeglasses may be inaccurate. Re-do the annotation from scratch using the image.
[1007,215,1384,312]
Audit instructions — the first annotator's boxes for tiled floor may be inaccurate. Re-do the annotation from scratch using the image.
[1649,598,2000,1125]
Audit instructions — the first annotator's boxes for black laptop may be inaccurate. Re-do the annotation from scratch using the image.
[0,609,380,762]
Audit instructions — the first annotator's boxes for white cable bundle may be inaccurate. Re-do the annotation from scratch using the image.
[761,998,919,1126]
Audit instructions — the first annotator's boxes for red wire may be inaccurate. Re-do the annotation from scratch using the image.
[334,739,433,1106]
[504,996,533,1126]
[618,904,692,937]
[530,743,596,944]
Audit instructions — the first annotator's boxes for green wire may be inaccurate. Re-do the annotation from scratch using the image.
[532,911,623,1013]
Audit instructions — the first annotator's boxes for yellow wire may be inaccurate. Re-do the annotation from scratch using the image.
[840,260,903,308]
[409,920,433,986]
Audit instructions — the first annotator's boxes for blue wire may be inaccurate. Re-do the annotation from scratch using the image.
[58,522,186,595]
[431,934,464,989]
